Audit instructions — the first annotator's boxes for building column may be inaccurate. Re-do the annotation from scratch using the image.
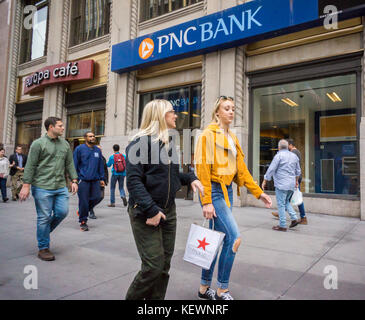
[360,21,365,221]
[41,0,70,134]
[101,0,135,153]
[3,0,22,154]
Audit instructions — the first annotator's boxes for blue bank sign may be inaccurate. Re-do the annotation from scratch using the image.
[111,0,365,73]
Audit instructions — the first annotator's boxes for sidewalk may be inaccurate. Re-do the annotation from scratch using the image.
[0,190,364,300]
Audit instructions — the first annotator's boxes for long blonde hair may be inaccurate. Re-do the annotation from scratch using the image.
[133,99,172,144]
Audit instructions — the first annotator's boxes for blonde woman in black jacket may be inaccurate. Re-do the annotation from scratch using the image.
[125,99,204,300]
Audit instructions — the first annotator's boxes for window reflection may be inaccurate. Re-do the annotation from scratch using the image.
[20,0,49,63]
[140,0,203,22]
[66,110,105,150]
[16,119,42,155]
[139,84,201,130]
[253,74,358,196]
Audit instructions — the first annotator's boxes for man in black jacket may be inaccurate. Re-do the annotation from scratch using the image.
[9,146,27,201]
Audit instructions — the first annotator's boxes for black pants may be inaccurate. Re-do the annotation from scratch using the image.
[126,203,177,300]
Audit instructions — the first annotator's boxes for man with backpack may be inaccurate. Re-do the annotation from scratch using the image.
[107,144,127,207]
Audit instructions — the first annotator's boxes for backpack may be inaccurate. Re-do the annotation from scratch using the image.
[113,153,126,173]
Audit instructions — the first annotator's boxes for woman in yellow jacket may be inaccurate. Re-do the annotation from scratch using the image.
[195,96,272,300]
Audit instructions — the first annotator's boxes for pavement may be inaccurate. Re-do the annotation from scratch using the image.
[0,189,365,300]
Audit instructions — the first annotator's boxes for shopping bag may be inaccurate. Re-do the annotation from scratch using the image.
[183,220,225,270]
[290,188,303,206]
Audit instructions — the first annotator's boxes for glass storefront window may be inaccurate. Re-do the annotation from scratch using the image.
[20,0,49,63]
[16,119,42,155]
[140,0,203,22]
[70,0,111,47]
[252,74,358,196]
[140,84,201,130]
[66,110,105,150]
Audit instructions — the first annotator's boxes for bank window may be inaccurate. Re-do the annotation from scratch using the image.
[140,0,203,22]
[20,0,49,64]
[70,0,111,47]
[252,74,358,196]
[66,110,105,150]
[139,84,201,130]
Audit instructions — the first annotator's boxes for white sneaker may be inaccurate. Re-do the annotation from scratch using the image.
[215,291,234,300]
[198,287,216,300]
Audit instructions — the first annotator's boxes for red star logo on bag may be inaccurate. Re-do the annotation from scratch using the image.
[197,237,210,251]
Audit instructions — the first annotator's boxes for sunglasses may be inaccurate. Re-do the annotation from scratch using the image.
[217,95,234,101]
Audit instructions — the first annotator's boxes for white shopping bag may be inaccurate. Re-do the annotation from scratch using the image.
[291,188,303,206]
[183,220,225,270]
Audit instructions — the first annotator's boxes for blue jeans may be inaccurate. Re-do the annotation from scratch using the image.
[31,186,69,250]
[275,188,298,228]
[201,183,240,290]
[0,177,7,200]
[110,175,126,204]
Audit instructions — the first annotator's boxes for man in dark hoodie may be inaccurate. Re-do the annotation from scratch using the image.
[73,132,105,231]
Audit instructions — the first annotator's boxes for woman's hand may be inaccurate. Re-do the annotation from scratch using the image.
[261,180,267,190]
[259,193,272,208]
[146,212,166,227]
[202,204,216,220]
[191,180,204,197]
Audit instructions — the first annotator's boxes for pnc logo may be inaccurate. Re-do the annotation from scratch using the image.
[139,38,154,60]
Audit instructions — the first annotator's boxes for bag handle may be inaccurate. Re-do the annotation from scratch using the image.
[203,218,215,230]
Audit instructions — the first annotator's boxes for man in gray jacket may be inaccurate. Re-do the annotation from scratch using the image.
[262,139,301,232]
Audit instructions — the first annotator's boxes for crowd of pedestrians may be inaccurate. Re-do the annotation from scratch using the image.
[0,97,308,300]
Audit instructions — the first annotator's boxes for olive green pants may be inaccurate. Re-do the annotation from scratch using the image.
[126,203,176,300]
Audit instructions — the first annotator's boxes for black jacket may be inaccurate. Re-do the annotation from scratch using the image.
[9,153,27,176]
[126,136,196,219]
[101,155,109,186]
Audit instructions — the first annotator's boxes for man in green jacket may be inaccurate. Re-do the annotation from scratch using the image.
[19,117,78,261]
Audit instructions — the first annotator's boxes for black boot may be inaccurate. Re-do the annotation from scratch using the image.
[89,209,97,219]
[122,197,127,207]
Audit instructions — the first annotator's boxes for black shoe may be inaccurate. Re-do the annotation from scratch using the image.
[80,221,89,231]
[3,197,9,203]
[89,210,97,219]
[215,291,234,300]
[198,287,216,300]
[122,197,127,207]
[12,198,17,201]
[289,220,299,228]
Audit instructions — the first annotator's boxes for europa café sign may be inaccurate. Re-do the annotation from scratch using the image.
[24,60,94,94]
[111,0,365,73]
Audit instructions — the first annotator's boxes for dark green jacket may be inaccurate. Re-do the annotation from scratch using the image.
[23,134,78,190]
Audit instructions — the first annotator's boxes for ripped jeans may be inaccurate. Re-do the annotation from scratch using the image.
[201,182,240,290]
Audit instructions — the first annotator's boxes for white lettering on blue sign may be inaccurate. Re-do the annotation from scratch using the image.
[162,9,260,50]
[111,0,329,73]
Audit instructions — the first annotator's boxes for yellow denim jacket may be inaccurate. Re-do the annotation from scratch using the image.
[195,123,263,207]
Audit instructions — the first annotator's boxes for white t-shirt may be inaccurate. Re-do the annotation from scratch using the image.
[227,133,237,158]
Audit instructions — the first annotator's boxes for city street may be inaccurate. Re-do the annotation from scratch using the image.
[0,191,364,300]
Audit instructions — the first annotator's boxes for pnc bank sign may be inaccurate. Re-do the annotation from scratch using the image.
[111,0,365,74]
